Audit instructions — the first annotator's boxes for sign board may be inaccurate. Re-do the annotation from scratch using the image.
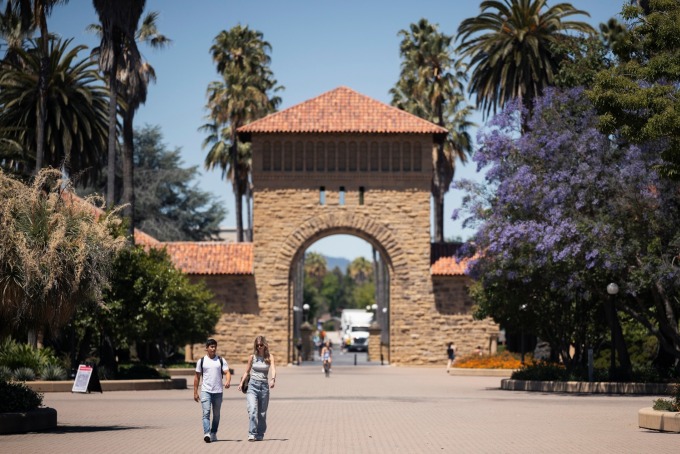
[72,364,103,393]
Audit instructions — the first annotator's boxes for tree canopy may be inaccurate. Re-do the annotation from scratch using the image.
[588,0,680,178]
[455,87,680,371]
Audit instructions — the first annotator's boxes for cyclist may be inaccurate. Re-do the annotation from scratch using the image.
[321,340,332,375]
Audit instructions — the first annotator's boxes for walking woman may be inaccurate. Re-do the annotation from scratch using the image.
[238,336,276,442]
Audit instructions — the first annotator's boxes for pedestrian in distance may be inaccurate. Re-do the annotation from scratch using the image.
[194,338,231,443]
[238,335,277,442]
[446,342,456,373]
[321,340,332,376]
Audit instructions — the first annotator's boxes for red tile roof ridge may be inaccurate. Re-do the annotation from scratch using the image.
[238,85,448,136]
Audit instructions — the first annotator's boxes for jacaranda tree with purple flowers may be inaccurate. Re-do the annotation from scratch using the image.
[455,87,680,375]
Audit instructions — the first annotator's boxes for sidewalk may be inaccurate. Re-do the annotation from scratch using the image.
[1,364,675,453]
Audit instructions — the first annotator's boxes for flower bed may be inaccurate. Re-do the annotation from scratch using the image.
[455,351,526,369]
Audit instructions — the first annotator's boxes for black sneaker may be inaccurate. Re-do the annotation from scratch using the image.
[204,433,211,443]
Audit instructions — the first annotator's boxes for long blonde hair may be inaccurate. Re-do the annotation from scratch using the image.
[252,336,271,364]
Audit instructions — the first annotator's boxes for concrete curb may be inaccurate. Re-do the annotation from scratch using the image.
[25,378,187,393]
[638,407,680,432]
[0,407,57,434]
[501,379,674,395]
[449,368,514,377]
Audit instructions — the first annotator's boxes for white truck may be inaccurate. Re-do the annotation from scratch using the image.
[341,309,373,352]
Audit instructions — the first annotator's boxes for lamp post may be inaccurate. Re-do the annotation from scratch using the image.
[519,304,527,364]
[606,283,619,378]
[302,303,310,324]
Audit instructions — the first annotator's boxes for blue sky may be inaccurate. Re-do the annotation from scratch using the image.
[47,0,625,260]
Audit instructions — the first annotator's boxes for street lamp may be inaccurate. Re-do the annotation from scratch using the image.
[519,304,527,364]
[302,303,310,323]
[606,283,619,377]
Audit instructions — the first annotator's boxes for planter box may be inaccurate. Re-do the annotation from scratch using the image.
[501,379,673,394]
[0,407,57,434]
[638,407,680,433]
[26,378,187,392]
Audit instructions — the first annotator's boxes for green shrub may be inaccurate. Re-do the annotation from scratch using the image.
[0,380,43,412]
[39,364,67,381]
[0,338,59,371]
[511,361,568,381]
[13,367,36,381]
[652,384,680,412]
[117,363,169,380]
[0,365,12,381]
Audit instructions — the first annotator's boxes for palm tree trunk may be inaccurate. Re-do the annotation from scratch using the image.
[245,182,252,241]
[106,67,118,207]
[122,109,135,242]
[34,22,50,175]
[432,142,447,243]
[231,140,243,242]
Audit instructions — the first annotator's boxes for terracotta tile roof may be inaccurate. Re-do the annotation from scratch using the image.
[430,242,472,276]
[431,256,472,276]
[237,86,448,138]
[161,242,253,275]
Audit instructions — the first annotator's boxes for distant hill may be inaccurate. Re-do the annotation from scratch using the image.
[325,256,350,272]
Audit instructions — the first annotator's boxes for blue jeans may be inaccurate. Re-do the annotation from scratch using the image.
[200,391,223,435]
[246,379,269,439]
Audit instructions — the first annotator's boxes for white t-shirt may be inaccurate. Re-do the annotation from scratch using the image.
[196,355,228,393]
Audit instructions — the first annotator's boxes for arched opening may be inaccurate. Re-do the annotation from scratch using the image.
[288,233,391,366]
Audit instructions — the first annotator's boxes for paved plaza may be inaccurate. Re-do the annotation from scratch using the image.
[1,363,676,453]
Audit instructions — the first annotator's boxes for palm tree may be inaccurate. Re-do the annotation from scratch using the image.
[89,10,170,238]
[391,19,475,243]
[0,37,109,184]
[0,2,33,65]
[304,252,328,288]
[92,0,145,208]
[457,0,594,124]
[6,0,69,174]
[204,25,281,242]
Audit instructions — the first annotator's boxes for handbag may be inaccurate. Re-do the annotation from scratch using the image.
[241,373,250,394]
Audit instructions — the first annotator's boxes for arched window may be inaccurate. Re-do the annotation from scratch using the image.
[359,142,368,171]
[284,141,293,171]
[262,141,272,171]
[316,142,325,171]
[338,142,347,172]
[391,142,401,172]
[381,142,390,172]
[327,142,336,172]
[370,142,379,171]
[273,141,282,171]
[295,141,303,171]
[305,142,314,171]
[413,142,422,171]
[402,142,411,171]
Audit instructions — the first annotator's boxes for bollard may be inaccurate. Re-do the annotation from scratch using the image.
[354,354,357,366]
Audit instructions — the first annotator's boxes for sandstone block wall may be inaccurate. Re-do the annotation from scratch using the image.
[189,132,499,366]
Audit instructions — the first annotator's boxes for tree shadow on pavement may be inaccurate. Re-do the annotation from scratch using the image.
[48,425,141,433]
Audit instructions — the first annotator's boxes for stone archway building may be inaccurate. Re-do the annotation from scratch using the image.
[238,87,497,364]
[152,87,498,365]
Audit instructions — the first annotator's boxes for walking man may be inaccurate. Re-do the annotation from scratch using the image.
[194,338,231,443]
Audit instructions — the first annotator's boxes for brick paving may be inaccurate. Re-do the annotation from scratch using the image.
[1,364,676,453]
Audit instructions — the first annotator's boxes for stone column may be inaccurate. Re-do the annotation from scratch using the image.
[185,343,193,362]
[300,322,313,361]
[368,322,382,363]
[489,334,498,355]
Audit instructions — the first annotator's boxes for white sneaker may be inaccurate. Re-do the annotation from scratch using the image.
[210,433,217,442]
[203,433,211,443]
[248,435,255,442]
